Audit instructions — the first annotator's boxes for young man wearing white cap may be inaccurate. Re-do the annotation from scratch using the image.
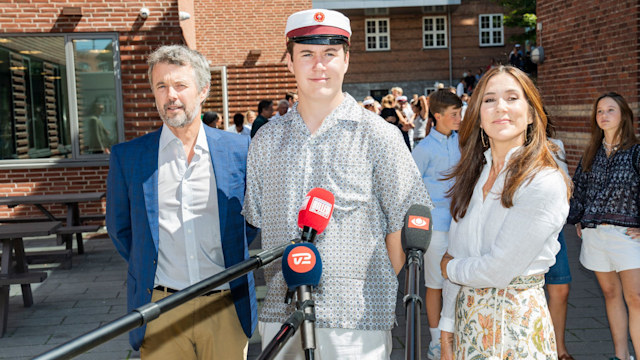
[242,8,431,359]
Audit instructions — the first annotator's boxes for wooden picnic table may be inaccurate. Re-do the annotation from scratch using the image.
[0,192,105,254]
[0,221,61,337]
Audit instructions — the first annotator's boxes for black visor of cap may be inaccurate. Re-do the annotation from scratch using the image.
[288,35,349,45]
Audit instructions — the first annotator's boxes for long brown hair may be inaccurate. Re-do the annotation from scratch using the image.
[446,66,571,221]
[581,92,639,172]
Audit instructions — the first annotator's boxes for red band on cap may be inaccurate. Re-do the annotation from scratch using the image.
[286,25,350,39]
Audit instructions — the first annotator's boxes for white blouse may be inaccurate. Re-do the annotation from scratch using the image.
[439,146,569,332]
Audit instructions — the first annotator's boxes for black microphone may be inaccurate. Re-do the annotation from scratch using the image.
[401,204,432,360]
[401,204,433,253]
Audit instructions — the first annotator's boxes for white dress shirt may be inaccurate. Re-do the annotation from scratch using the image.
[155,123,228,291]
[439,146,568,332]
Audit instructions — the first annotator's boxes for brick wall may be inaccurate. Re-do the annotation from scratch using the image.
[195,1,309,67]
[537,0,640,173]
[194,1,309,115]
[344,0,523,86]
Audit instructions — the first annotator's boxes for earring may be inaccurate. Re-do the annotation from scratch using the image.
[481,128,487,147]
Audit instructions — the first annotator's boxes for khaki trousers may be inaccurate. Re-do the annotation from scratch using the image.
[140,289,248,360]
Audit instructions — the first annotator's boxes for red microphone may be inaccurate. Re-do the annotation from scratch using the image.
[297,188,335,242]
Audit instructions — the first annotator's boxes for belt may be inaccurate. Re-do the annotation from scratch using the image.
[154,285,225,297]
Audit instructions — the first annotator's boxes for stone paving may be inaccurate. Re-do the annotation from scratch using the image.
[0,225,634,359]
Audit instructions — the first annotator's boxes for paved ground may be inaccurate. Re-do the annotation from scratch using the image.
[0,224,635,359]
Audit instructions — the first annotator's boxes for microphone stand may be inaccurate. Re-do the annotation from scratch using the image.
[297,285,316,360]
[258,310,305,360]
[403,248,424,360]
[298,226,318,360]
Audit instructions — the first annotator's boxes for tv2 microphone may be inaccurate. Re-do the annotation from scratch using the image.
[297,187,334,243]
[282,243,322,359]
[401,204,432,360]
[402,204,433,254]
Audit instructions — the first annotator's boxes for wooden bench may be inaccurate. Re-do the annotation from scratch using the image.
[0,222,60,337]
[55,225,102,255]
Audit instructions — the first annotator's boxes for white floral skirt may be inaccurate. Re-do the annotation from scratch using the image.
[454,274,557,360]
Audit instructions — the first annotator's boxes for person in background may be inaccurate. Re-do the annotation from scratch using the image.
[391,86,403,99]
[244,110,256,130]
[269,99,289,122]
[439,65,570,359]
[285,91,298,110]
[568,92,640,360]
[460,93,469,120]
[85,101,112,154]
[250,99,274,138]
[202,111,220,129]
[475,67,484,83]
[411,95,430,146]
[456,77,466,97]
[231,112,251,136]
[411,89,462,360]
[397,95,414,148]
[464,70,476,94]
[243,9,431,359]
[363,97,378,114]
[106,45,256,359]
[381,94,412,150]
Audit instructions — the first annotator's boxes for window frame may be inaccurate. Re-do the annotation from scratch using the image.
[0,32,123,169]
[365,18,391,52]
[422,15,448,49]
[478,13,504,47]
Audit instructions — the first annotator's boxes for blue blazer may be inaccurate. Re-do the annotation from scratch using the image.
[106,125,257,350]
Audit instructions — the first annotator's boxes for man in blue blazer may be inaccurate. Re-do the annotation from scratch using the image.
[106,45,256,359]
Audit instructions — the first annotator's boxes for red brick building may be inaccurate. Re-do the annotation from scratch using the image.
[335,0,523,99]
[0,0,518,219]
[536,0,639,171]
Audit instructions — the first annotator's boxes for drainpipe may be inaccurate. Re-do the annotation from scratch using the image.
[448,6,453,86]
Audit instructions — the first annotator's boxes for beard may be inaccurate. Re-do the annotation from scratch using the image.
[158,101,198,128]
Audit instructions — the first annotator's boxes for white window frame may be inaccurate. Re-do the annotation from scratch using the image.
[423,16,447,49]
[478,14,504,47]
[365,18,390,51]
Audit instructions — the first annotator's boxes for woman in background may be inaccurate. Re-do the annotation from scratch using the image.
[411,95,430,147]
[568,92,640,360]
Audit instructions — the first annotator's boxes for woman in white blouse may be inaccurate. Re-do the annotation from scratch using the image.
[438,66,572,359]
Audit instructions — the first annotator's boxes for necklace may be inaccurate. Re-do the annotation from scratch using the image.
[602,138,619,151]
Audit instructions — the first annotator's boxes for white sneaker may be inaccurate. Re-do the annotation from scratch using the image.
[427,342,441,360]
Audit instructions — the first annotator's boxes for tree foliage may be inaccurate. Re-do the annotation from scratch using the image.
[494,0,537,44]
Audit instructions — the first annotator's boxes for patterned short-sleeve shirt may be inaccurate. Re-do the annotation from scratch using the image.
[242,93,432,331]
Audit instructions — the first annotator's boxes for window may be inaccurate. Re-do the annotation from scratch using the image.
[424,87,437,96]
[479,14,504,46]
[364,8,388,16]
[365,18,390,51]
[423,16,447,49]
[0,34,122,165]
[422,6,446,13]
[370,89,388,102]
